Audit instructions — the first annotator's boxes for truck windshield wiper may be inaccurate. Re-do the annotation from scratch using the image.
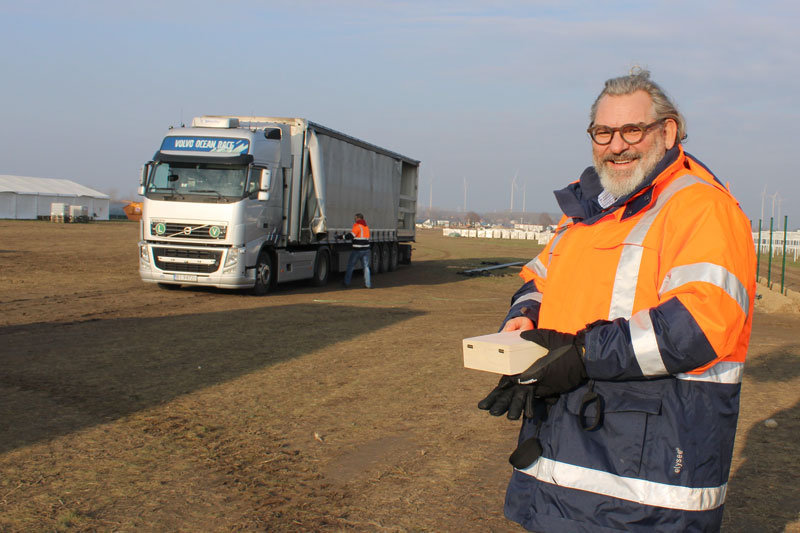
[190,189,223,198]
[150,187,185,199]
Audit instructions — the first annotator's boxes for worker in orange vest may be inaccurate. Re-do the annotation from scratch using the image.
[478,68,755,532]
[341,213,372,289]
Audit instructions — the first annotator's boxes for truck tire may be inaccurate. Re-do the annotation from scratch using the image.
[379,243,390,273]
[399,244,412,265]
[310,248,330,286]
[388,242,398,271]
[370,244,380,274]
[253,250,275,295]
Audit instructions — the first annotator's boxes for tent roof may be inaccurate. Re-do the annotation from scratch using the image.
[0,175,109,199]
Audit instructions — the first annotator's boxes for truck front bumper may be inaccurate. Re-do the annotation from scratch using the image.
[138,241,254,289]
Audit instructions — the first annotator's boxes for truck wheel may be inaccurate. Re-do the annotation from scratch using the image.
[310,248,330,286]
[253,250,275,295]
[388,242,398,271]
[370,244,380,274]
[379,243,390,273]
[399,244,412,265]
[157,283,181,290]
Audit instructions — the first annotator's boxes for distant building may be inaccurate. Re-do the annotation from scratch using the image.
[0,175,110,220]
[754,231,800,261]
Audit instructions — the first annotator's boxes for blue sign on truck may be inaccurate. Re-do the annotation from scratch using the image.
[160,136,249,154]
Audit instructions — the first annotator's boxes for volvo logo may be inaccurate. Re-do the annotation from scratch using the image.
[183,226,192,235]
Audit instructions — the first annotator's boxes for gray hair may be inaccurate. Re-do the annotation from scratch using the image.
[590,67,686,145]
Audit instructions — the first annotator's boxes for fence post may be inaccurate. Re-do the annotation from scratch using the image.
[781,215,788,295]
[757,219,762,281]
[767,217,774,288]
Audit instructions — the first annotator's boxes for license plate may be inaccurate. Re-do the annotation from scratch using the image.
[174,274,197,282]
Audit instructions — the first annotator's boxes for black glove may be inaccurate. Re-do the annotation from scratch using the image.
[477,374,536,420]
[518,328,588,397]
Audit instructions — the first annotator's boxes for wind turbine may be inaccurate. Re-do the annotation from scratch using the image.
[771,191,779,220]
[522,179,527,214]
[510,170,519,212]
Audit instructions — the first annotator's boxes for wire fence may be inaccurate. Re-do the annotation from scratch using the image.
[754,216,799,294]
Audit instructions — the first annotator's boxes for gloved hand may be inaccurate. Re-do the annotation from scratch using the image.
[518,328,588,397]
[477,374,536,420]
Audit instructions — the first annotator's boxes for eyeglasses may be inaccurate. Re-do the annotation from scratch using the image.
[587,119,665,145]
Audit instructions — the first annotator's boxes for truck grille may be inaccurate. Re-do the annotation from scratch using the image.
[152,247,222,273]
[151,222,227,240]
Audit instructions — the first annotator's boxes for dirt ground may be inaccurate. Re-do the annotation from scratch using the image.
[1,221,798,532]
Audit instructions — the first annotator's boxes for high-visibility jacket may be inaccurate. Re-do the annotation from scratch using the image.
[348,220,370,249]
[502,146,756,532]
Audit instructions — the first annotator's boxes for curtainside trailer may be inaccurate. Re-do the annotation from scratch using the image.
[137,115,419,294]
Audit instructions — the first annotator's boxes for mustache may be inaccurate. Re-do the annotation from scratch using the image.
[603,151,641,163]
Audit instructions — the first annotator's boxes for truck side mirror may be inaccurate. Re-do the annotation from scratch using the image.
[138,164,149,196]
[257,168,271,201]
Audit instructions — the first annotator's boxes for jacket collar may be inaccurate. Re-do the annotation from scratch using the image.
[554,145,682,224]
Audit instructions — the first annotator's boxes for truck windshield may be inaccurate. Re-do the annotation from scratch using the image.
[146,162,249,201]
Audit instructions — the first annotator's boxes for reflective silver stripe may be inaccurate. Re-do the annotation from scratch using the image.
[629,309,667,376]
[608,245,643,320]
[659,263,750,317]
[518,457,727,511]
[676,361,744,384]
[608,175,709,320]
[524,257,547,279]
[512,292,543,308]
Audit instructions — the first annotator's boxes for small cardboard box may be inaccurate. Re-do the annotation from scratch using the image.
[463,331,548,374]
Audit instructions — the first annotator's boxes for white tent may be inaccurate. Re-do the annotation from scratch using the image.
[0,175,110,220]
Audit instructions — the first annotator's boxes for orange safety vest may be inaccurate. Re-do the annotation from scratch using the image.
[350,221,370,248]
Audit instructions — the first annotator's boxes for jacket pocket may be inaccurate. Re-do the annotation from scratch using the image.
[555,385,662,478]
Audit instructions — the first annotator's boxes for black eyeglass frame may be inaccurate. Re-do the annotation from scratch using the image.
[587,119,666,146]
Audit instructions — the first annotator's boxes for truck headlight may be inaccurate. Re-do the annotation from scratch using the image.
[139,243,150,262]
[224,246,245,273]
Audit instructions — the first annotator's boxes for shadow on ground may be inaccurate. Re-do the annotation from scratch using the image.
[722,344,800,532]
[0,303,424,454]
[723,399,800,532]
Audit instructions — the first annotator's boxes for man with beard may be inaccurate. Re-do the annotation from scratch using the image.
[478,69,756,531]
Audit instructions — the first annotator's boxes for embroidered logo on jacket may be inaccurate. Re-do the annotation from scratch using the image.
[673,447,684,474]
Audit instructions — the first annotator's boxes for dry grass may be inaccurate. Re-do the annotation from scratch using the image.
[0,222,798,532]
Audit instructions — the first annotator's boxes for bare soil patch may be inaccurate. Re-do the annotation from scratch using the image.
[1,222,798,532]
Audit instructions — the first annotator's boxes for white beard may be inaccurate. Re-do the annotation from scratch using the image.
[594,138,665,198]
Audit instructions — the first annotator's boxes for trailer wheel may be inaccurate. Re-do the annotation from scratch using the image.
[370,244,380,274]
[253,250,275,295]
[399,244,412,265]
[388,242,398,271]
[379,243,390,273]
[310,248,330,286]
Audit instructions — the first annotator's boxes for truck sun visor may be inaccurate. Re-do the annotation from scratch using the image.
[153,152,254,165]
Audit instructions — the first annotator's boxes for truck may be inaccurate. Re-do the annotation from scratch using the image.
[137,115,419,294]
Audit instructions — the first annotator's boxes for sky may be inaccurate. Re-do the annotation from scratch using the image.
[1,1,799,228]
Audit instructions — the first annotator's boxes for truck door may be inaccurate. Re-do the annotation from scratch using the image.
[245,165,282,246]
